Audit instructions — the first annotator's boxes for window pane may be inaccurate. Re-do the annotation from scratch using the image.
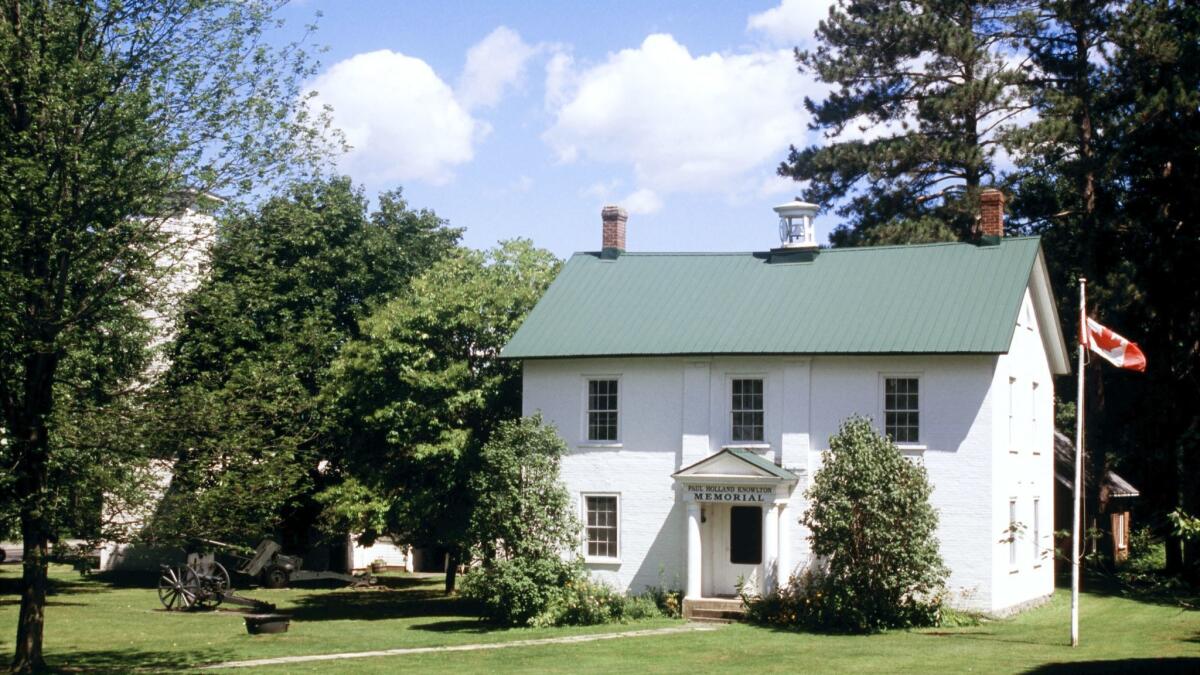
[884,377,919,443]
[731,378,765,442]
[587,380,619,441]
[585,496,618,558]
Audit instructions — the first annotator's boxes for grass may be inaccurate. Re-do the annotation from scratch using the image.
[0,563,1197,673]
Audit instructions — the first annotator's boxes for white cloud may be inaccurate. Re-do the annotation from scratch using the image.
[543,34,816,197]
[746,0,832,46]
[622,188,663,215]
[457,26,539,110]
[308,50,485,185]
[580,178,622,199]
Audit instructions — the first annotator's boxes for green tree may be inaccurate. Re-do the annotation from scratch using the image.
[326,240,560,592]
[153,177,459,549]
[802,416,947,631]
[467,415,579,565]
[1099,0,1200,578]
[781,0,1027,244]
[459,416,582,625]
[0,2,331,669]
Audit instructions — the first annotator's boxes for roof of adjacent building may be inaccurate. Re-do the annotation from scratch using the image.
[503,237,1069,371]
[1054,431,1140,498]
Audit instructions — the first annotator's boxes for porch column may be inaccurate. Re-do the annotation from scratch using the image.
[762,501,779,594]
[776,500,791,589]
[686,502,702,599]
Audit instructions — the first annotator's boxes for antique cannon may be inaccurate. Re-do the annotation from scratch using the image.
[193,537,374,589]
[157,557,275,612]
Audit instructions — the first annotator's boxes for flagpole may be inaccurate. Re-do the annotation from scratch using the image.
[1071,277,1086,647]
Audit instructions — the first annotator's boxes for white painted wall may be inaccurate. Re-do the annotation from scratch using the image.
[351,537,411,571]
[988,289,1057,612]
[523,304,1056,613]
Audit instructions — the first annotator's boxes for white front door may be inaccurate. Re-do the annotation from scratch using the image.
[704,504,762,597]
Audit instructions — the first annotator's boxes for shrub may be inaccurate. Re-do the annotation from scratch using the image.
[643,585,683,619]
[460,556,582,626]
[744,416,948,632]
[531,578,666,627]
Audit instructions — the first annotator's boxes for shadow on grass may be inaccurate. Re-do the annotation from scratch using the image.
[43,647,224,674]
[0,573,106,598]
[409,618,494,634]
[1025,657,1200,673]
[1057,571,1200,612]
[287,581,483,623]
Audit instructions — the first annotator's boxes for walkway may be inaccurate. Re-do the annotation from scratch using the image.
[200,623,720,670]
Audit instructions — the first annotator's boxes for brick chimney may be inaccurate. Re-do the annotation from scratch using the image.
[601,205,627,254]
[979,189,1005,243]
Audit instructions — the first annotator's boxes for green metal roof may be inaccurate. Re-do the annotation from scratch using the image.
[503,237,1046,359]
[725,448,800,480]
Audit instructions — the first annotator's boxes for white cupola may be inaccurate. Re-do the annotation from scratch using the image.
[774,199,819,249]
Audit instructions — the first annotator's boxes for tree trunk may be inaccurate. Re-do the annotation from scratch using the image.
[444,548,459,594]
[9,351,58,674]
[13,514,49,674]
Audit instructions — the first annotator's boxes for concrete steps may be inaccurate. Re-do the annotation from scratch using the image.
[683,597,745,624]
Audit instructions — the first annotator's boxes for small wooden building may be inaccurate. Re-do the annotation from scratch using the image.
[1054,431,1140,564]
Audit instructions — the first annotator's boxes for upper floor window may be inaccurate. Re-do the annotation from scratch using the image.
[884,377,919,444]
[586,378,619,442]
[731,378,764,442]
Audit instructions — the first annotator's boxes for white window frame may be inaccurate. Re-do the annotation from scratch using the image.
[1032,497,1041,567]
[580,375,622,446]
[728,374,767,445]
[1031,382,1041,455]
[581,492,620,563]
[1115,512,1127,551]
[1008,376,1018,453]
[880,373,923,448]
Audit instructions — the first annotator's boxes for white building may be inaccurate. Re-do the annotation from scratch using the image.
[503,193,1070,615]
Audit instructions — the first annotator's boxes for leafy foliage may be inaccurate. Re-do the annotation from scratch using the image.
[151,177,459,547]
[750,416,947,632]
[460,556,584,626]
[0,2,336,668]
[325,241,560,585]
[467,416,579,564]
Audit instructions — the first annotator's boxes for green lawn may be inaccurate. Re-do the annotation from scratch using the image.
[1,564,1197,673]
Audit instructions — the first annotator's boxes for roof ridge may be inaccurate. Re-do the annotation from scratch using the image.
[570,236,1041,258]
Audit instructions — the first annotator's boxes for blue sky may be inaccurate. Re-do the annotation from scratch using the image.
[277,1,837,257]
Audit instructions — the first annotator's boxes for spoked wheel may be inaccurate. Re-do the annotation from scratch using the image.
[158,565,196,611]
[187,561,231,610]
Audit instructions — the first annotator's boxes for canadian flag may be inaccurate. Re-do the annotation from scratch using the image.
[1082,317,1146,372]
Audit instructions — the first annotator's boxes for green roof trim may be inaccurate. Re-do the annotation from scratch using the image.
[503,237,1049,359]
[726,448,800,481]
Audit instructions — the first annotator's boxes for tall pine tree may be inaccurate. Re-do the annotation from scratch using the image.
[782,0,1029,245]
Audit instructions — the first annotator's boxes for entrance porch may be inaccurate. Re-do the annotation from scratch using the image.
[673,448,799,605]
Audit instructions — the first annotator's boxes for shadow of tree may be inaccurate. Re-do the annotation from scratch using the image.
[1057,570,1200,611]
[1024,658,1200,673]
[408,618,494,633]
[287,586,482,623]
[42,647,224,674]
[0,573,105,598]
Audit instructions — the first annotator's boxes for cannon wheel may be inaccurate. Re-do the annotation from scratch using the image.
[260,565,289,589]
[158,565,196,611]
[189,561,231,610]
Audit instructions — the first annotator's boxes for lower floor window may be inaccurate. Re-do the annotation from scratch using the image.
[585,495,618,559]
[729,506,763,565]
